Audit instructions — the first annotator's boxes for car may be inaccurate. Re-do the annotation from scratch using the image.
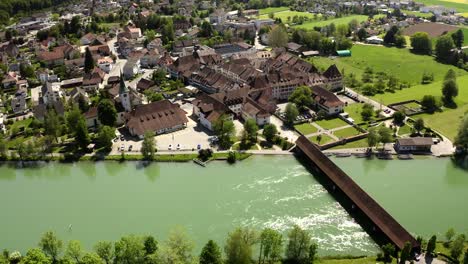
[128,145,133,151]
[120,135,124,140]
[197,144,201,150]
[168,144,173,150]
[120,144,125,151]
[176,144,181,150]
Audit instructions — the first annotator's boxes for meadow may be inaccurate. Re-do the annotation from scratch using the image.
[415,0,468,13]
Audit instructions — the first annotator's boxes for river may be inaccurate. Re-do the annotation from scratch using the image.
[0,156,467,255]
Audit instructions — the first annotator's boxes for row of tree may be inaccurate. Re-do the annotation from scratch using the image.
[0,225,319,264]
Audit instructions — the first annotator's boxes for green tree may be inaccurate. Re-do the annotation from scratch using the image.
[451,234,466,260]
[65,240,83,263]
[114,235,145,264]
[426,235,437,256]
[258,228,283,264]
[141,132,156,160]
[435,35,455,63]
[285,103,299,126]
[361,103,374,121]
[446,228,456,244]
[84,47,95,74]
[200,21,214,37]
[445,69,457,81]
[463,248,468,264]
[159,227,195,264]
[39,231,63,263]
[213,115,236,149]
[94,241,113,264]
[285,225,311,264]
[413,118,425,134]
[452,29,464,49]
[244,118,258,143]
[97,126,115,150]
[442,78,458,106]
[392,111,406,125]
[395,35,406,48]
[66,106,82,133]
[144,236,158,256]
[455,114,468,151]
[289,86,312,112]
[399,242,412,264]
[21,248,52,264]
[268,24,288,48]
[357,28,367,41]
[225,227,257,264]
[262,124,278,143]
[410,32,432,55]
[367,127,380,148]
[378,126,393,145]
[97,99,117,127]
[382,243,395,263]
[421,95,439,113]
[81,253,104,264]
[308,243,318,264]
[0,134,7,159]
[44,109,62,141]
[75,117,91,150]
[199,240,222,264]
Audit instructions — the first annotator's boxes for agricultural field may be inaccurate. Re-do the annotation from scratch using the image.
[401,10,434,18]
[372,75,468,140]
[258,6,290,15]
[415,0,468,13]
[258,10,317,21]
[294,15,380,29]
[402,22,460,38]
[310,45,467,85]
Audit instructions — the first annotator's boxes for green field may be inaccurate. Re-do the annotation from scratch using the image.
[431,28,468,47]
[258,10,317,21]
[398,124,413,136]
[294,15,379,29]
[344,103,366,124]
[258,6,290,15]
[294,123,318,135]
[372,75,468,140]
[402,9,434,18]
[310,45,467,85]
[415,0,468,13]
[329,138,369,150]
[308,134,335,145]
[334,126,362,138]
[315,118,349,130]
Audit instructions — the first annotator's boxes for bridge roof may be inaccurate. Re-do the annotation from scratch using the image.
[296,136,419,250]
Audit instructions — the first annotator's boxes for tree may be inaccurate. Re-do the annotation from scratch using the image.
[213,115,236,149]
[39,231,63,263]
[97,99,117,127]
[200,21,214,37]
[455,114,468,151]
[81,253,104,264]
[426,235,437,256]
[199,240,222,264]
[361,103,374,121]
[65,240,83,263]
[94,241,113,264]
[262,124,278,143]
[435,35,455,63]
[114,235,145,264]
[159,227,195,264]
[225,227,256,264]
[97,126,115,150]
[0,134,7,159]
[421,95,439,113]
[463,248,468,264]
[285,103,299,126]
[244,119,258,143]
[365,128,378,150]
[410,32,432,55]
[268,24,288,48]
[44,109,61,141]
[442,78,458,105]
[141,132,156,160]
[392,111,406,125]
[308,243,318,264]
[451,234,466,260]
[289,86,312,112]
[357,28,367,41]
[452,29,464,49]
[445,69,457,82]
[395,35,406,48]
[446,228,456,244]
[75,117,91,150]
[399,242,412,264]
[258,228,283,264]
[413,118,425,134]
[285,225,311,264]
[378,126,393,145]
[84,47,95,74]
[384,26,398,45]
[382,243,395,263]
[144,236,158,256]
[21,248,52,264]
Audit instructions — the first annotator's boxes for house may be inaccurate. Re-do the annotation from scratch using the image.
[124,25,142,39]
[33,101,65,121]
[123,58,140,79]
[136,78,156,92]
[147,38,163,51]
[140,50,160,68]
[97,57,114,73]
[38,49,65,66]
[241,97,271,126]
[40,82,63,105]
[366,36,384,44]
[80,33,96,45]
[395,137,433,153]
[68,87,90,106]
[213,42,256,59]
[82,67,105,91]
[209,9,227,25]
[2,73,17,89]
[125,100,188,138]
[322,64,343,91]
[84,106,100,128]
[287,42,305,55]
[192,93,234,131]
[61,77,83,89]
[311,86,345,115]
[11,87,28,114]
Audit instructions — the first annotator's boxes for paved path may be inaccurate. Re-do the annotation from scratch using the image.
[303,123,352,141]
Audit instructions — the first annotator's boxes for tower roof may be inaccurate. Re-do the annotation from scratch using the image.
[119,72,129,94]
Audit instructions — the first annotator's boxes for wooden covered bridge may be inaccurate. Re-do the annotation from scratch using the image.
[295,135,420,252]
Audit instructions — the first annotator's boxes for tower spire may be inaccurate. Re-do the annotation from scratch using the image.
[119,71,129,94]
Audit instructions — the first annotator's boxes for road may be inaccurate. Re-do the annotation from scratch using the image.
[344,87,395,117]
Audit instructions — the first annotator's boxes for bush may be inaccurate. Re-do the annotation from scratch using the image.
[198,148,213,162]
[227,151,236,164]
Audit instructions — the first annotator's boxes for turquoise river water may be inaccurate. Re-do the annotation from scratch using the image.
[0,156,467,255]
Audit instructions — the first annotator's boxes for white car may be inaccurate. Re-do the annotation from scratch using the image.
[168,144,173,150]
[120,144,125,151]
[176,144,181,150]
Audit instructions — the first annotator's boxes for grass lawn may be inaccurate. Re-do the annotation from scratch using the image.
[315,118,349,130]
[309,45,467,86]
[344,103,365,124]
[415,0,468,13]
[294,15,381,29]
[258,10,317,21]
[334,126,361,139]
[294,123,318,135]
[372,75,468,141]
[232,142,260,150]
[9,118,32,131]
[98,22,120,28]
[258,6,290,15]
[402,10,434,18]
[329,137,369,149]
[398,124,413,136]
[308,134,335,145]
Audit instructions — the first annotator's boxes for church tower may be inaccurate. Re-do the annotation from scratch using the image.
[119,72,132,112]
